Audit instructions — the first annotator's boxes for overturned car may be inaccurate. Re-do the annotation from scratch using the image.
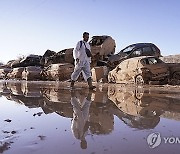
[108,56,169,84]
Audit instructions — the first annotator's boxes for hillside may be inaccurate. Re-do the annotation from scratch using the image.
[160,54,180,63]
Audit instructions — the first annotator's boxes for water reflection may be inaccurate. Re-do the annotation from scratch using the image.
[108,85,180,129]
[71,90,92,149]
[0,81,180,151]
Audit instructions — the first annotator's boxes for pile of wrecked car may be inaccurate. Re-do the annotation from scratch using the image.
[0,35,180,85]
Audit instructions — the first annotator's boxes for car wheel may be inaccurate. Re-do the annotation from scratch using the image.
[135,75,144,85]
[172,72,180,80]
[159,77,168,85]
[134,87,144,100]
[108,74,116,83]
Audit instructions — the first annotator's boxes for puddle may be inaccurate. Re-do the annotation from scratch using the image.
[0,80,180,154]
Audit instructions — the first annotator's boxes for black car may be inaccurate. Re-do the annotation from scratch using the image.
[108,43,161,68]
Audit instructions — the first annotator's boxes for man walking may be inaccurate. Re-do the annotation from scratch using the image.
[70,32,96,90]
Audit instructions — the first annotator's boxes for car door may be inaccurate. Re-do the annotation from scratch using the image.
[126,59,139,81]
[115,60,129,82]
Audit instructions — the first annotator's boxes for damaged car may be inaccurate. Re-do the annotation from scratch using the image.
[11,54,42,68]
[108,43,161,69]
[89,35,116,56]
[88,35,116,67]
[108,56,169,84]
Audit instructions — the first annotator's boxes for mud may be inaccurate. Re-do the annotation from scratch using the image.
[0,80,180,154]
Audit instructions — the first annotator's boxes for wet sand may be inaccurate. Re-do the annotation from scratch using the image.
[0,80,180,154]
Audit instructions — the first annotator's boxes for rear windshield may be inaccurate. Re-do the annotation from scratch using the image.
[141,57,162,65]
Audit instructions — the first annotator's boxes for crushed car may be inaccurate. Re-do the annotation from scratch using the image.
[89,35,116,56]
[89,35,116,66]
[108,56,169,84]
[6,67,25,80]
[0,68,12,79]
[39,36,116,68]
[40,49,74,67]
[42,63,74,81]
[22,66,43,81]
[11,54,42,68]
[107,43,161,69]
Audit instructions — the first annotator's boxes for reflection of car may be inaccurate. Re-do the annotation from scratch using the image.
[108,56,169,84]
[108,87,161,129]
[108,43,161,68]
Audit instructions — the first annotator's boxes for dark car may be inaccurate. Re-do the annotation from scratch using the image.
[108,43,161,68]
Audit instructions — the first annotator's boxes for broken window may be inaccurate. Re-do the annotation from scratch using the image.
[141,57,162,65]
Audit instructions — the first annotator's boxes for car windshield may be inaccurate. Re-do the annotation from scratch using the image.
[141,57,162,65]
[118,45,135,55]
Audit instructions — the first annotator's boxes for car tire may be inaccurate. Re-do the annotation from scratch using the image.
[134,87,144,100]
[159,77,168,85]
[135,75,145,85]
[108,74,116,83]
[172,71,180,80]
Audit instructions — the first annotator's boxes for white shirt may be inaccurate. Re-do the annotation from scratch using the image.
[73,40,91,63]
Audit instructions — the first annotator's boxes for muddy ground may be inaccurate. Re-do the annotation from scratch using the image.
[0,80,180,154]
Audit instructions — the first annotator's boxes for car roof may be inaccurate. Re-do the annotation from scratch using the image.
[128,43,155,48]
[120,43,155,51]
[91,35,110,39]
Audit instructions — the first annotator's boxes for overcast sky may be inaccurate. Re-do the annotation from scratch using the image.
[0,0,180,63]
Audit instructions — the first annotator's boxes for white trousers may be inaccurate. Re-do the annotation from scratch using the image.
[71,60,91,81]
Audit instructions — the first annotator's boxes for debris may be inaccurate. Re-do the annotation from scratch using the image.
[4,119,12,123]
[38,135,46,140]
[6,67,25,79]
[11,55,42,68]
[91,66,109,83]
[43,63,74,81]
[22,66,43,81]
[33,112,43,117]
[0,142,10,153]
[11,131,16,134]
[2,131,10,134]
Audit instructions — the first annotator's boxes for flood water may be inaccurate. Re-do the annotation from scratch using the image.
[0,80,180,154]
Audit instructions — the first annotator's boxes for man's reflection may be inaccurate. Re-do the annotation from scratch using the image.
[70,90,92,149]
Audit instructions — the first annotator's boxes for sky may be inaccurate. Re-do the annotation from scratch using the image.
[0,0,180,63]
